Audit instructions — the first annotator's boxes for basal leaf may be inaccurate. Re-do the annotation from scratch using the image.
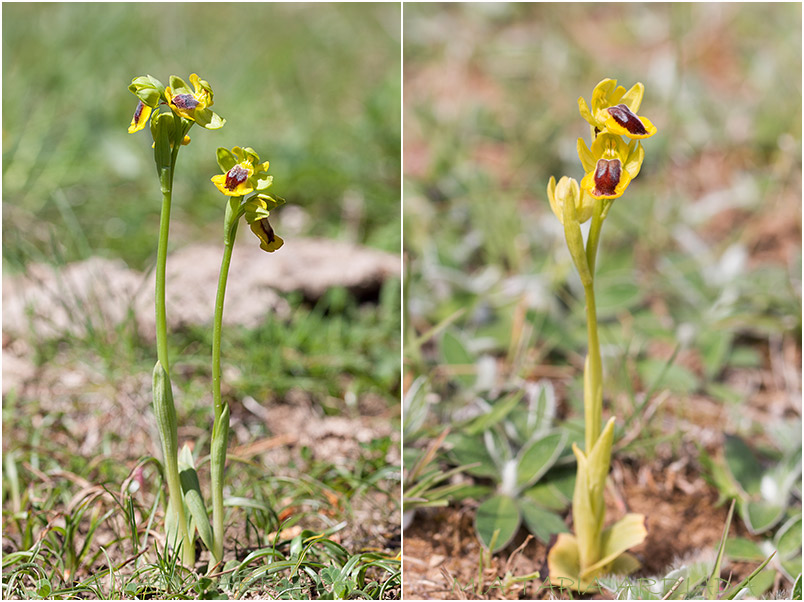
[475,494,521,552]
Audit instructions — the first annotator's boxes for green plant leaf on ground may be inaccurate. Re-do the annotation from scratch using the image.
[793,574,803,600]
[441,330,476,388]
[518,498,568,544]
[475,494,521,552]
[724,435,764,496]
[447,433,499,479]
[515,431,565,490]
[775,515,802,560]
[464,392,523,436]
[744,499,787,534]
[178,445,214,555]
[523,468,575,512]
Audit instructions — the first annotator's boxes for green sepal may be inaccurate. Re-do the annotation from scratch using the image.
[129,74,164,107]
[150,112,175,175]
[179,444,214,554]
[193,107,225,130]
[243,194,284,224]
[216,147,237,172]
[168,75,191,95]
[240,147,261,166]
[255,175,274,191]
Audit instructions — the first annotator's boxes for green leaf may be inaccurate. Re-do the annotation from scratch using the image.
[441,330,475,388]
[179,445,214,554]
[475,494,521,552]
[697,330,732,379]
[523,479,571,512]
[448,483,493,502]
[545,533,586,591]
[464,392,523,436]
[518,498,567,543]
[726,536,764,561]
[774,515,802,560]
[582,513,647,578]
[782,559,803,584]
[516,432,565,490]
[706,382,744,405]
[729,345,763,368]
[744,499,786,534]
[36,578,52,598]
[724,435,763,496]
[447,433,497,478]
[744,568,776,598]
[792,573,802,600]
[708,500,735,600]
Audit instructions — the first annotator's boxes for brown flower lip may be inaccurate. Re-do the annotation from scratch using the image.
[593,158,621,197]
[607,104,648,136]
[171,93,200,111]
[258,221,276,243]
[224,165,248,191]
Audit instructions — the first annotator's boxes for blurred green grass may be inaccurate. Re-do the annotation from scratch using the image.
[3,3,401,271]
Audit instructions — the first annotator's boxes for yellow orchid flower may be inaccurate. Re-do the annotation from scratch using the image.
[578,78,657,139]
[165,74,225,130]
[211,146,272,197]
[577,133,644,200]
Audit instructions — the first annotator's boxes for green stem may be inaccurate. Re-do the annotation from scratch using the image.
[155,170,172,373]
[585,201,605,276]
[153,117,194,567]
[210,197,242,562]
[582,281,603,453]
[582,201,606,451]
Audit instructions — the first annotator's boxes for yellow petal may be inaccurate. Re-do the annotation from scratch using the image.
[128,101,152,133]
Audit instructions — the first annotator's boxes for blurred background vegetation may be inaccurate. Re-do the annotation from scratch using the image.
[403,3,800,597]
[3,3,400,271]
